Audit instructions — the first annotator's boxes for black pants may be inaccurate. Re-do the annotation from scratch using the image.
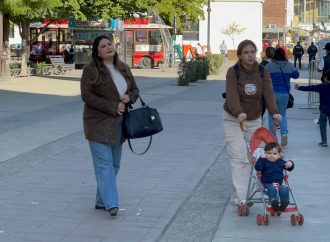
[294,54,302,69]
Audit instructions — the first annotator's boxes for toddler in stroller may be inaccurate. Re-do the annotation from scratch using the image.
[240,126,304,225]
[255,142,294,212]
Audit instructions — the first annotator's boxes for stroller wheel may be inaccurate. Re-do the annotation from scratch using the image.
[263,215,269,225]
[256,214,262,225]
[277,213,281,216]
[247,201,254,207]
[290,214,297,225]
[297,214,304,225]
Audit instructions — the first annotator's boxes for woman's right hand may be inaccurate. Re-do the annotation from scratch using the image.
[237,113,247,122]
[117,102,125,115]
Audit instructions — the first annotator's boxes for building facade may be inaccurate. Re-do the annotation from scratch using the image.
[186,0,265,56]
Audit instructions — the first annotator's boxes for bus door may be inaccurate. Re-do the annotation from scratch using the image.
[125,30,134,67]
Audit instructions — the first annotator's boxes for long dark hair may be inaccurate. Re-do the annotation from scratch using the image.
[273,47,287,61]
[90,35,118,84]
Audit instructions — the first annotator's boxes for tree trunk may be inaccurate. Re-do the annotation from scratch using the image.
[20,21,30,75]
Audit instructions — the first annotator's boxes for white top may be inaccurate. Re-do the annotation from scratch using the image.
[105,64,127,96]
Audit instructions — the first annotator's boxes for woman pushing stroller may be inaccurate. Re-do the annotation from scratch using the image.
[223,39,281,212]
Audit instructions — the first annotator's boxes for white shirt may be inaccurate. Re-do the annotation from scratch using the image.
[105,64,127,96]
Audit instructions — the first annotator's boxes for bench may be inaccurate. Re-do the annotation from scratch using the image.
[47,55,74,75]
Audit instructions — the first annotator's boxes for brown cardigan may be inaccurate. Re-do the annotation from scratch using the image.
[81,58,139,145]
[223,61,278,120]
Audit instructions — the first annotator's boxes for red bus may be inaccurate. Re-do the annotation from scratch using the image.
[29,18,171,69]
[124,18,172,68]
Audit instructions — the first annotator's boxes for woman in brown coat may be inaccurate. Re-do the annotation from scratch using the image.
[81,35,139,216]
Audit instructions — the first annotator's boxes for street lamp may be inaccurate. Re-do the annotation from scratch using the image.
[207,0,211,54]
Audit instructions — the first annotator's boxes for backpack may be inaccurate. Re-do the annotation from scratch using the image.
[222,63,264,99]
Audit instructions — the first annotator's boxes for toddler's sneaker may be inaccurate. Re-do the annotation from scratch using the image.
[271,200,280,211]
[281,134,288,146]
[280,200,289,211]
[318,142,328,147]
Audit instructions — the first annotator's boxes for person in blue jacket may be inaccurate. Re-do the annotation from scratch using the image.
[265,47,299,146]
[255,142,294,211]
[295,70,330,147]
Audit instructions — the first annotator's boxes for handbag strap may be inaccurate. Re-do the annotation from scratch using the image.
[127,136,152,155]
[275,61,290,94]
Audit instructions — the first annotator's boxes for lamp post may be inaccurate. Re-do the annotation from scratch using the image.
[207,0,211,54]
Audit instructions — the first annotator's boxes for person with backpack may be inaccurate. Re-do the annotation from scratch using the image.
[223,39,281,214]
[293,41,304,69]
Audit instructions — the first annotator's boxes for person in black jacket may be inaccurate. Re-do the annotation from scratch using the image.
[255,142,294,211]
[318,42,330,83]
[307,42,318,69]
[293,41,304,69]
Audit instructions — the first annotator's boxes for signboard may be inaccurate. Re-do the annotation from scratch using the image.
[68,17,124,31]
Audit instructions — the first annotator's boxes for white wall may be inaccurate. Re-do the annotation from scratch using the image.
[9,25,21,45]
[185,0,264,57]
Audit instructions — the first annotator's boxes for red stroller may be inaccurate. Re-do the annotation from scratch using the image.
[238,125,304,226]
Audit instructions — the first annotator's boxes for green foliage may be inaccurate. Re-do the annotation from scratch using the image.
[155,0,207,33]
[9,62,21,69]
[177,56,210,85]
[222,22,246,49]
[30,62,49,76]
[206,54,224,75]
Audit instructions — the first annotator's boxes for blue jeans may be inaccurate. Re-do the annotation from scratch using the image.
[88,119,123,209]
[319,112,330,144]
[268,92,289,137]
[263,183,289,202]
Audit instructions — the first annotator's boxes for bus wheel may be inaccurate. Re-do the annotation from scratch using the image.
[139,57,153,69]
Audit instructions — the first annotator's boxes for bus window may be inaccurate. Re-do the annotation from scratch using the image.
[149,30,161,44]
[136,30,147,43]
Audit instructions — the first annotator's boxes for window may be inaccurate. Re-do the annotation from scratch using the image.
[182,21,199,41]
[149,30,161,44]
[135,30,147,43]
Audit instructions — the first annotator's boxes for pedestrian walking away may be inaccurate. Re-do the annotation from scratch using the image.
[222,39,281,213]
[265,47,299,146]
[260,46,275,67]
[295,70,330,147]
[307,41,318,69]
[80,35,139,216]
[219,40,228,57]
[293,41,304,69]
[255,142,294,212]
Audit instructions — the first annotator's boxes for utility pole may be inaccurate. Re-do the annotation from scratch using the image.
[207,0,211,54]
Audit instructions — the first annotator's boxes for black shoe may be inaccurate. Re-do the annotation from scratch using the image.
[271,200,280,211]
[108,207,119,216]
[280,200,289,211]
[318,142,328,147]
[95,205,106,210]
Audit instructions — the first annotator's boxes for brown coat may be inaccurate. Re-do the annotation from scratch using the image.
[223,61,278,120]
[81,58,139,145]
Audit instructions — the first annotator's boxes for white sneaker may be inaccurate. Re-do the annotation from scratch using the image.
[234,198,239,206]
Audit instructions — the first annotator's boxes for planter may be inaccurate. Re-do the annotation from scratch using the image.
[227,50,238,61]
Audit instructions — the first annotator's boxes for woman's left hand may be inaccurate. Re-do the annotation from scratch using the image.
[272,114,282,123]
[120,94,130,103]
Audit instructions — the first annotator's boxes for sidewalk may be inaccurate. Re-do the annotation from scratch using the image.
[0,64,329,242]
[0,68,225,242]
[213,65,330,242]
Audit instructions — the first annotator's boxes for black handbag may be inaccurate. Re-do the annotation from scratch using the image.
[123,95,163,155]
[277,62,294,109]
[287,93,294,109]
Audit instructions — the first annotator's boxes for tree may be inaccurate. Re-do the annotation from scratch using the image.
[0,0,207,72]
[222,22,246,50]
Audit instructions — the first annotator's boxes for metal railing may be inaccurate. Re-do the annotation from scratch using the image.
[308,60,321,106]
